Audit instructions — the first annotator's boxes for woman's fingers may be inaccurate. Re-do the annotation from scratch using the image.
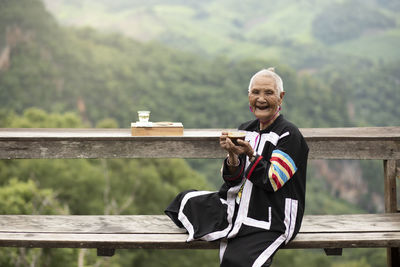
[225,137,234,148]
[236,139,252,155]
[220,132,252,156]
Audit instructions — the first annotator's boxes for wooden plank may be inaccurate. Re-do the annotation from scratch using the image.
[0,232,400,250]
[1,127,399,140]
[307,140,400,160]
[0,214,400,251]
[1,214,400,234]
[0,127,399,159]
[300,213,400,233]
[0,215,186,234]
[1,139,398,159]
[286,232,400,249]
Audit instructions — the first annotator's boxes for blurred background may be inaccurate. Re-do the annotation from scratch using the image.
[0,0,399,266]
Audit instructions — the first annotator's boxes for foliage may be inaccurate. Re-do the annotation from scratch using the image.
[0,178,67,215]
[312,0,396,44]
[0,12,351,130]
[42,0,400,65]
[0,109,215,266]
[319,61,400,127]
[0,178,76,267]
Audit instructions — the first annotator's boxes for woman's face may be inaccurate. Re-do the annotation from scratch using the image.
[248,75,284,122]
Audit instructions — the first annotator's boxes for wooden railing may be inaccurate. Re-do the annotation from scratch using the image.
[0,127,399,266]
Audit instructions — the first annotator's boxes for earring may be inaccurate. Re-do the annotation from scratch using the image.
[249,106,254,112]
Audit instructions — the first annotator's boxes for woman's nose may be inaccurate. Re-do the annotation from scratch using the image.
[257,96,267,102]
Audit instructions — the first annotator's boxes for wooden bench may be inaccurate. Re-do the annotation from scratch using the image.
[0,213,400,257]
[0,127,399,265]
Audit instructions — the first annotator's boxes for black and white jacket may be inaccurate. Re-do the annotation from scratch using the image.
[165,115,309,267]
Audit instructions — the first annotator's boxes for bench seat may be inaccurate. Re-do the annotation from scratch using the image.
[1,213,399,255]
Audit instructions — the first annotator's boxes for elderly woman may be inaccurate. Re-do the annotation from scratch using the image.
[165,68,309,267]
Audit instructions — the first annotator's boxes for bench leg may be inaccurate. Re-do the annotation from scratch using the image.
[324,248,342,256]
[384,160,399,267]
[97,248,115,257]
[387,248,400,267]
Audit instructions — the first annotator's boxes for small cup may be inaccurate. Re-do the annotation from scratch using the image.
[138,110,150,122]
[227,131,246,146]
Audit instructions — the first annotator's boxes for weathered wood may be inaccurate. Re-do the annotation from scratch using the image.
[384,160,398,213]
[0,127,399,159]
[1,214,400,234]
[384,160,399,267]
[0,214,399,250]
[131,122,184,136]
[0,215,187,234]
[1,232,400,250]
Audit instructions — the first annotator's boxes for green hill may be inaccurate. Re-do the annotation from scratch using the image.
[43,0,400,66]
[1,0,351,129]
[41,0,400,128]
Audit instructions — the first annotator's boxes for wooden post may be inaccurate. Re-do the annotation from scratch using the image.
[384,160,399,267]
[324,248,342,256]
[97,248,115,257]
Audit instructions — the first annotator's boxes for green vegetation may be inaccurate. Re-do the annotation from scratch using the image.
[312,1,396,44]
[43,0,400,64]
[0,0,398,266]
[0,108,217,266]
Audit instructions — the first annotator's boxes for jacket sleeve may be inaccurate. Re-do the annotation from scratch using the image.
[244,128,307,192]
[221,154,246,187]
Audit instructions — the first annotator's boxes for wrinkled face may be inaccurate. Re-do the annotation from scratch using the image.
[248,75,284,122]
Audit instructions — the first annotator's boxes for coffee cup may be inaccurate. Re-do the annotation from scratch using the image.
[227,131,246,145]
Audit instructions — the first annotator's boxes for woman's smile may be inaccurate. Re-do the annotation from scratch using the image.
[255,105,270,110]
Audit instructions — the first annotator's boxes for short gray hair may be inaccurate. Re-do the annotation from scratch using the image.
[248,67,284,94]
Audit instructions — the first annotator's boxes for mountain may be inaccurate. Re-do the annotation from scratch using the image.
[43,0,400,68]
[40,0,400,128]
[1,0,350,129]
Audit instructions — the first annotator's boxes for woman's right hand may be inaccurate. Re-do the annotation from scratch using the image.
[220,131,237,154]
[220,131,240,167]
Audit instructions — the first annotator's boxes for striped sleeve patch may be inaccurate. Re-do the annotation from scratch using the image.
[268,150,297,191]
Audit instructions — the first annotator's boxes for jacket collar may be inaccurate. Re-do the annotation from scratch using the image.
[242,114,284,133]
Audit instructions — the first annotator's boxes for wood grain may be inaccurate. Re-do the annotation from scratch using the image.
[1,214,400,234]
[0,214,399,249]
[384,160,398,213]
[0,127,399,159]
[131,123,184,136]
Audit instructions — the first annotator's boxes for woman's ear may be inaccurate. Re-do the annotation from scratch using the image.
[279,91,285,104]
